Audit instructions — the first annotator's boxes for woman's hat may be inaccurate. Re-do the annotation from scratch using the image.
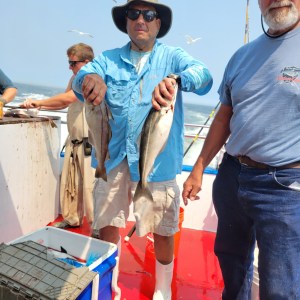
[112,0,172,38]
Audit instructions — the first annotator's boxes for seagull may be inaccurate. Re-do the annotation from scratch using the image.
[68,29,94,38]
[185,35,202,44]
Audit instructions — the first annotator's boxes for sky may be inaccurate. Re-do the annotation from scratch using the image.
[2,0,263,105]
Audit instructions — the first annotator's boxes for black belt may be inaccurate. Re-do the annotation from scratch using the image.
[227,154,300,170]
[71,139,83,145]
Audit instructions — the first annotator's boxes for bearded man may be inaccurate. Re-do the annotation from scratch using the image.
[183,0,300,299]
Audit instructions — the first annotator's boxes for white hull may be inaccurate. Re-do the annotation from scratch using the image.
[0,117,61,243]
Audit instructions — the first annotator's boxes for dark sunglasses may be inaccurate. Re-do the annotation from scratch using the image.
[126,9,158,22]
[68,60,85,67]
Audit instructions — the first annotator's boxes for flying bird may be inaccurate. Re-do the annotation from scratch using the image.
[185,35,202,44]
[68,29,94,38]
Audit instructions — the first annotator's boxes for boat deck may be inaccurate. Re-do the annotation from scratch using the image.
[48,216,224,300]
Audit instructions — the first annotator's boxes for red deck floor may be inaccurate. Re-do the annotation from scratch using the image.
[48,216,224,300]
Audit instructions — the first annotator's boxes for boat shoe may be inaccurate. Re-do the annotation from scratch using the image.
[53,220,80,229]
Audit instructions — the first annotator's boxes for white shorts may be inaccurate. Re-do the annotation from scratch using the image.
[92,159,180,237]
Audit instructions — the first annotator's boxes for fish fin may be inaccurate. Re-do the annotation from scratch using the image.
[60,246,67,254]
[105,102,114,120]
[133,181,153,202]
[100,172,108,182]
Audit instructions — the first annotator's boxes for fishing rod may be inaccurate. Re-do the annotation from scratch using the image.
[184,0,250,160]
[183,101,221,157]
[182,0,250,159]
[244,0,250,44]
[181,0,250,159]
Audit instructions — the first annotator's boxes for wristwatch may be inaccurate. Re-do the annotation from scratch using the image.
[167,74,181,88]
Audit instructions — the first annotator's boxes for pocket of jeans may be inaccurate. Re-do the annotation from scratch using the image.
[273,169,300,192]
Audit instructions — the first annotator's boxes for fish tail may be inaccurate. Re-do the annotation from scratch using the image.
[95,167,107,182]
[133,181,153,202]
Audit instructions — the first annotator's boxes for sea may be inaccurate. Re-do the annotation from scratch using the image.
[12,82,217,168]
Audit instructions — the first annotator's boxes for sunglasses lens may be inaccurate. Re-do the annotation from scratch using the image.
[126,9,157,22]
[127,9,140,21]
[144,11,156,22]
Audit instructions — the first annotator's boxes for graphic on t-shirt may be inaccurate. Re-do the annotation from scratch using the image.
[278,66,300,87]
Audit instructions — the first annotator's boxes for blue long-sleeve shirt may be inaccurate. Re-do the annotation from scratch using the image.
[73,41,212,182]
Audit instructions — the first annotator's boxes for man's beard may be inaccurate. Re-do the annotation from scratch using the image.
[263,0,299,32]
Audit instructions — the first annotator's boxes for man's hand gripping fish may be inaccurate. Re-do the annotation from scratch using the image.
[85,100,112,181]
[134,83,178,203]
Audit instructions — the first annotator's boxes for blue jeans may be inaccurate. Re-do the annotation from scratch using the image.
[213,153,300,300]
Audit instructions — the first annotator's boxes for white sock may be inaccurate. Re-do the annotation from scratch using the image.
[153,259,174,300]
[112,237,121,300]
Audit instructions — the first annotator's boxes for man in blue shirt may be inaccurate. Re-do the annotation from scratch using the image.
[0,68,17,106]
[73,1,212,299]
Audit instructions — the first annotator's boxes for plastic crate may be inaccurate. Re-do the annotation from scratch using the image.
[9,226,118,300]
[0,241,98,299]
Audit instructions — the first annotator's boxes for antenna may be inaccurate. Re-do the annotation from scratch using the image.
[244,0,250,44]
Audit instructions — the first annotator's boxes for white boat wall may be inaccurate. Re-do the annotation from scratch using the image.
[0,116,61,243]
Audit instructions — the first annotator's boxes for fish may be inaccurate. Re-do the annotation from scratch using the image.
[4,108,31,118]
[133,83,178,203]
[84,100,112,181]
[4,107,57,127]
[4,108,38,118]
